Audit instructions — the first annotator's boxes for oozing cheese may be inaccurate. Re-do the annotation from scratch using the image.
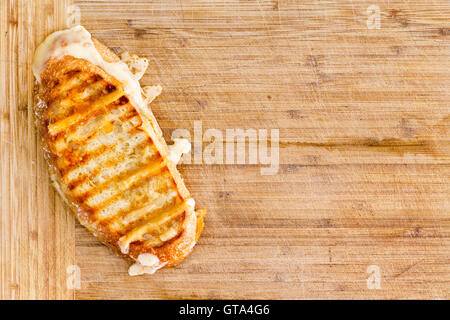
[32,25,149,110]
[168,138,191,164]
[128,253,167,276]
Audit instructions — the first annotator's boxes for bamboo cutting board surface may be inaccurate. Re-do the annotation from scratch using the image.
[1,0,449,299]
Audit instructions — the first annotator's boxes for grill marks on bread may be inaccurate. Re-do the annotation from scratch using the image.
[44,69,186,249]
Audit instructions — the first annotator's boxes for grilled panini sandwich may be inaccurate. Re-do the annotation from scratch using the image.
[32,26,205,275]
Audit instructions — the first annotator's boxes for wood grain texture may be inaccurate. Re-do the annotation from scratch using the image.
[1,0,449,299]
[1,0,75,299]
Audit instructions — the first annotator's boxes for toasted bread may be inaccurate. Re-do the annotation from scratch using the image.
[33,26,205,275]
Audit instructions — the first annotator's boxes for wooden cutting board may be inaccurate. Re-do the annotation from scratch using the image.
[1,0,449,299]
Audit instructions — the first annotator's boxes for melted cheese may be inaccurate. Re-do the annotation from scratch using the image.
[32,25,149,110]
[128,253,167,276]
[168,138,191,164]
[120,51,149,81]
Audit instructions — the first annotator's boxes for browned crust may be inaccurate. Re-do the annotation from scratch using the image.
[34,36,205,269]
